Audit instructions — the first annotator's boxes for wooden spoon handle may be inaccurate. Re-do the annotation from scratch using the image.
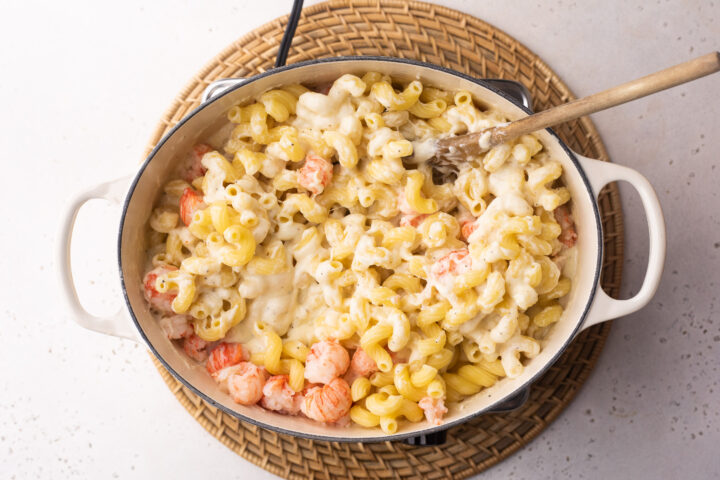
[493,51,720,143]
[437,52,720,155]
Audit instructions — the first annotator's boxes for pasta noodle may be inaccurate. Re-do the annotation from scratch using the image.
[142,72,577,434]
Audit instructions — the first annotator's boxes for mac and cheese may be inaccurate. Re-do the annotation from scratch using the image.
[142,73,578,434]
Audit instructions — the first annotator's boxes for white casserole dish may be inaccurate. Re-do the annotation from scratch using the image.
[57,57,665,442]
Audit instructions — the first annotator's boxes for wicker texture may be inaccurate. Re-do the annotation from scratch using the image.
[146,1,624,478]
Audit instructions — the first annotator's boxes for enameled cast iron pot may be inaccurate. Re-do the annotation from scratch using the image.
[58,56,666,443]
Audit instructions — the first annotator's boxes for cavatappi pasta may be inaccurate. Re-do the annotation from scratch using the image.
[142,73,578,433]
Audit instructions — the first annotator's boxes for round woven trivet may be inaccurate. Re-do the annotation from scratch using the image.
[146,1,624,478]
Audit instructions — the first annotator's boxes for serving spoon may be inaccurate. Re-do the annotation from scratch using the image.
[431,51,720,169]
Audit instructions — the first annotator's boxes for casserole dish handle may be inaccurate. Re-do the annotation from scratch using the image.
[56,176,140,341]
[577,155,666,330]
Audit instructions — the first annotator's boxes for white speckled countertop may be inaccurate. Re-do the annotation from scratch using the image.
[1,1,718,478]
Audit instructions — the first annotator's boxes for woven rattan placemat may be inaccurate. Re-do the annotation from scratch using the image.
[146,1,624,478]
